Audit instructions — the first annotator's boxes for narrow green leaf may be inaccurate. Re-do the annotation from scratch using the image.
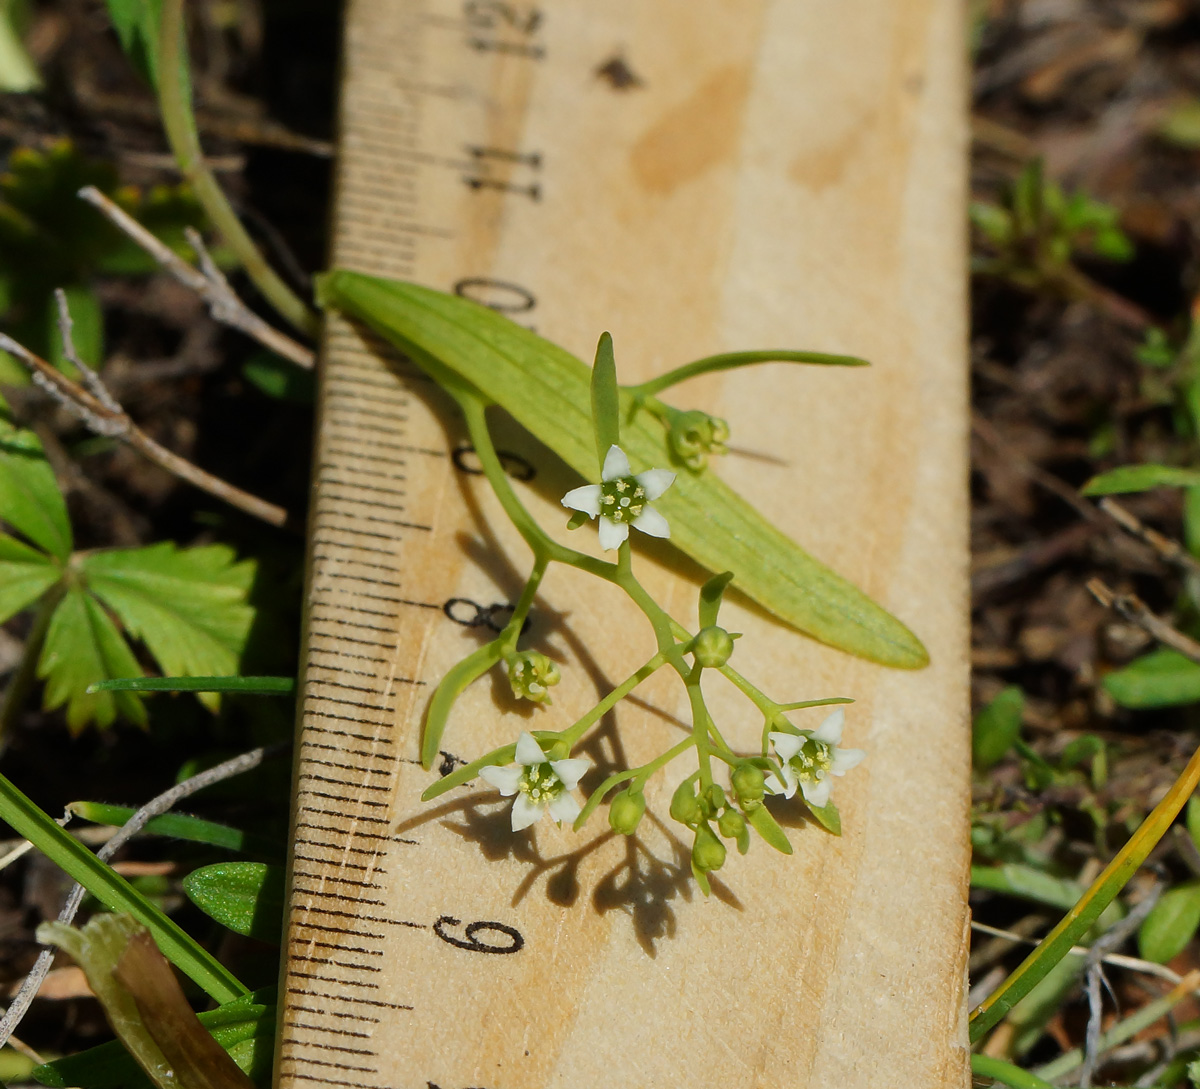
[746,803,792,854]
[104,0,165,87]
[0,772,245,1003]
[88,675,293,695]
[698,571,733,630]
[1081,463,1200,496]
[0,410,71,560]
[318,271,928,669]
[38,587,146,731]
[1103,648,1200,709]
[1188,796,1200,852]
[68,801,273,856]
[589,332,619,472]
[970,1055,1055,1089]
[1138,880,1200,963]
[628,348,869,398]
[973,686,1024,770]
[0,532,59,624]
[33,987,274,1089]
[805,799,842,836]
[970,864,1084,912]
[183,862,285,944]
[82,543,255,712]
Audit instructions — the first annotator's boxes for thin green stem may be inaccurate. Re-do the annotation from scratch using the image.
[497,555,548,656]
[625,349,869,399]
[574,736,696,830]
[560,650,667,749]
[0,580,65,753]
[459,396,612,579]
[420,639,506,769]
[157,0,318,337]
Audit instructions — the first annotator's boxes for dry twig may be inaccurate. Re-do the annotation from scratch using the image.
[1098,497,1200,580]
[77,185,315,369]
[1086,578,1200,664]
[0,307,288,528]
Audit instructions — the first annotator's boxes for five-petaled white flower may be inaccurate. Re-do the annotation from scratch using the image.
[561,444,675,551]
[764,708,865,809]
[479,732,590,832]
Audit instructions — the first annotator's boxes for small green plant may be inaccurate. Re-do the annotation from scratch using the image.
[0,393,256,734]
[971,158,1133,293]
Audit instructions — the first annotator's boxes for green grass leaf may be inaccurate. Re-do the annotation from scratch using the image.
[0,532,59,624]
[1103,649,1200,709]
[1139,880,1200,963]
[88,675,293,695]
[973,686,1024,770]
[589,332,620,470]
[38,586,146,731]
[0,772,245,1005]
[183,862,285,944]
[104,0,164,88]
[0,410,71,559]
[318,271,928,669]
[1081,463,1200,496]
[82,543,255,712]
[68,801,277,857]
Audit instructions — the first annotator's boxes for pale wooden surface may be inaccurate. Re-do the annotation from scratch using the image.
[277,2,971,1087]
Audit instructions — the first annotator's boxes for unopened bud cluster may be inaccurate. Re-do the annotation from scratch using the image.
[506,650,560,704]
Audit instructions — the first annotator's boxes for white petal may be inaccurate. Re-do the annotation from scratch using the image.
[602,444,631,481]
[550,757,590,790]
[479,765,522,796]
[801,776,833,809]
[597,516,629,551]
[561,484,602,517]
[510,793,544,831]
[813,708,845,746]
[547,792,581,824]
[635,468,675,501]
[515,732,546,766]
[769,731,804,762]
[831,747,865,775]
[765,764,797,799]
[631,505,670,539]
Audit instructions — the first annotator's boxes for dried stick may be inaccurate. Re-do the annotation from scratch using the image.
[0,315,287,528]
[77,185,315,370]
[1098,497,1200,580]
[0,745,278,1050]
[1087,578,1200,664]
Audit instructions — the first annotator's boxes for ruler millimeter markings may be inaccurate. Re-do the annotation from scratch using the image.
[277,0,970,1087]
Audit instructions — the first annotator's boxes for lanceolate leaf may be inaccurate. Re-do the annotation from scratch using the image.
[1081,463,1200,496]
[318,272,928,669]
[82,543,256,711]
[183,862,285,944]
[1103,648,1200,709]
[0,405,71,560]
[0,532,59,623]
[39,586,146,731]
[104,0,165,88]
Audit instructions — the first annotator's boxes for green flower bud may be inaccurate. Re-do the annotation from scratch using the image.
[506,650,560,704]
[692,625,735,669]
[731,762,765,805]
[701,783,726,819]
[717,807,746,840]
[608,788,647,835]
[669,410,730,470]
[692,823,726,873]
[670,779,701,825]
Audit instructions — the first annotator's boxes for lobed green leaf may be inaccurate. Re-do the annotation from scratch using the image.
[39,586,146,731]
[0,407,71,559]
[318,271,928,669]
[0,532,59,623]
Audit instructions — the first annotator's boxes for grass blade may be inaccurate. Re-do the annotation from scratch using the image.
[88,676,293,695]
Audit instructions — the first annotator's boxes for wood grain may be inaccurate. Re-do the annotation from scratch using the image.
[276,2,971,1087]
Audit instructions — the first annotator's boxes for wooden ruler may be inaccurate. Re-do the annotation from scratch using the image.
[276,2,971,1087]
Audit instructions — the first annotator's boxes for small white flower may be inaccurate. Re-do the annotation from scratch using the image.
[561,444,675,551]
[764,708,864,809]
[478,732,590,832]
